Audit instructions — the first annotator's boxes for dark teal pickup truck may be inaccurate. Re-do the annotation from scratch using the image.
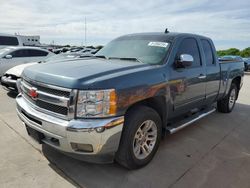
[16,30,244,169]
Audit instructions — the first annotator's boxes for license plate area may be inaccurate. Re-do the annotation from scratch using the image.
[26,126,44,144]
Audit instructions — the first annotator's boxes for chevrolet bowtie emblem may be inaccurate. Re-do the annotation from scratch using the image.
[28,87,38,100]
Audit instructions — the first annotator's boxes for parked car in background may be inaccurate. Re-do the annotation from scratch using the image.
[81,48,99,54]
[0,33,23,49]
[0,46,52,77]
[67,48,99,55]
[243,58,250,71]
[1,52,93,91]
[53,47,99,55]
[219,55,249,71]
[52,47,70,54]
[16,31,244,169]
[219,55,243,62]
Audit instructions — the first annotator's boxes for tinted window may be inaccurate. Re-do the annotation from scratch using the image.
[27,49,48,57]
[0,36,19,46]
[10,50,27,57]
[96,36,170,65]
[176,38,201,67]
[201,40,214,66]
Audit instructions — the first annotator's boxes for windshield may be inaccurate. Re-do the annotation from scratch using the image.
[96,36,170,65]
[0,47,12,56]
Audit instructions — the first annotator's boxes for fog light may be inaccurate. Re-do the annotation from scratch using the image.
[95,126,105,133]
[71,143,93,152]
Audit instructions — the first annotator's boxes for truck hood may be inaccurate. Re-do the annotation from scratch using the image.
[22,58,152,89]
[6,62,38,77]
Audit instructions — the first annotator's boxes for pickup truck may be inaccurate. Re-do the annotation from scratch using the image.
[16,30,244,169]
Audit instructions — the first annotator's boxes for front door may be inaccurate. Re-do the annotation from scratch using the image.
[169,37,206,116]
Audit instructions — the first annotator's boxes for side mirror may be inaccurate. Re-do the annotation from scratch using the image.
[5,55,13,59]
[175,54,193,68]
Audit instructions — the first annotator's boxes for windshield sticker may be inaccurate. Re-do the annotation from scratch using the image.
[148,42,169,48]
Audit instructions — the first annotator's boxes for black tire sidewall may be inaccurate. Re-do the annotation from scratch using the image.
[117,106,162,169]
[227,83,238,112]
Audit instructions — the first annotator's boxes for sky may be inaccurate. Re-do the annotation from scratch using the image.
[0,0,249,50]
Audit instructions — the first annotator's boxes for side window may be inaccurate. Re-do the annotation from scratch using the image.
[10,50,27,57]
[176,38,201,68]
[201,40,214,66]
[27,49,48,57]
[0,36,19,46]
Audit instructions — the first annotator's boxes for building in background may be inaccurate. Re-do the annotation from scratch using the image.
[0,33,41,48]
[17,35,40,46]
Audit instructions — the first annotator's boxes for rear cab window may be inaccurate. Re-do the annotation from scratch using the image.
[201,39,215,66]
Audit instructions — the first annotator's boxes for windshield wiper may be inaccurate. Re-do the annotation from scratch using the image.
[79,55,93,58]
[94,55,108,59]
[109,57,143,63]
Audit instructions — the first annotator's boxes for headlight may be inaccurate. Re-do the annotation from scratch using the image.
[76,89,117,118]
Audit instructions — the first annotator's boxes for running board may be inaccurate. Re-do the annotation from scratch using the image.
[166,108,216,134]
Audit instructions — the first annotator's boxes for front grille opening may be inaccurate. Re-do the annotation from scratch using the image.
[36,100,68,115]
[22,110,42,125]
[71,143,93,153]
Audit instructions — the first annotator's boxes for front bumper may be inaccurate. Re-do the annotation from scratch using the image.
[1,76,18,91]
[16,95,124,163]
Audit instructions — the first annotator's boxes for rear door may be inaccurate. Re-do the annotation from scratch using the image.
[200,39,220,103]
[169,37,206,115]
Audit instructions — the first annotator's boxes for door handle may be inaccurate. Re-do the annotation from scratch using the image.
[198,74,206,79]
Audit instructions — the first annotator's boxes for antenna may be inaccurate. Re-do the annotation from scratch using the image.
[165,28,169,33]
[85,17,87,46]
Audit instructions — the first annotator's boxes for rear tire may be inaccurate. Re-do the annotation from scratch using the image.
[217,83,238,113]
[115,105,162,169]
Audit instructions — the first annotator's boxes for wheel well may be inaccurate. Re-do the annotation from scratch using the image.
[232,76,241,90]
[232,76,241,99]
[125,96,167,127]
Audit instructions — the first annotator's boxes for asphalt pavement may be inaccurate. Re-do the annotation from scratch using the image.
[0,74,250,188]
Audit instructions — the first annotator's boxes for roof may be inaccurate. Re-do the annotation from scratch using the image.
[1,46,50,54]
[118,32,211,41]
[3,46,49,51]
[0,33,18,37]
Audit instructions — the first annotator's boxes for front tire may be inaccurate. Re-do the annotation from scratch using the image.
[115,106,162,169]
[217,83,238,113]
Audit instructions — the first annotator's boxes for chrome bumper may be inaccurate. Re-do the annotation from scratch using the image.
[1,76,17,91]
[16,95,124,163]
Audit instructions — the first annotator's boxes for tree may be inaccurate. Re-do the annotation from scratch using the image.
[240,47,250,58]
[217,47,250,57]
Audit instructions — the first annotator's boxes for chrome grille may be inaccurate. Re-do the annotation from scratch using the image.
[20,79,77,119]
[23,80,70,97]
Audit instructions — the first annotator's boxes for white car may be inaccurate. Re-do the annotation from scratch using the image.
[0,46,52,77]
[1,52,92,91]
[1,62,37,91]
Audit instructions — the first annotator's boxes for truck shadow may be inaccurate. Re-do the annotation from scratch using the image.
[42,102,250,188]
